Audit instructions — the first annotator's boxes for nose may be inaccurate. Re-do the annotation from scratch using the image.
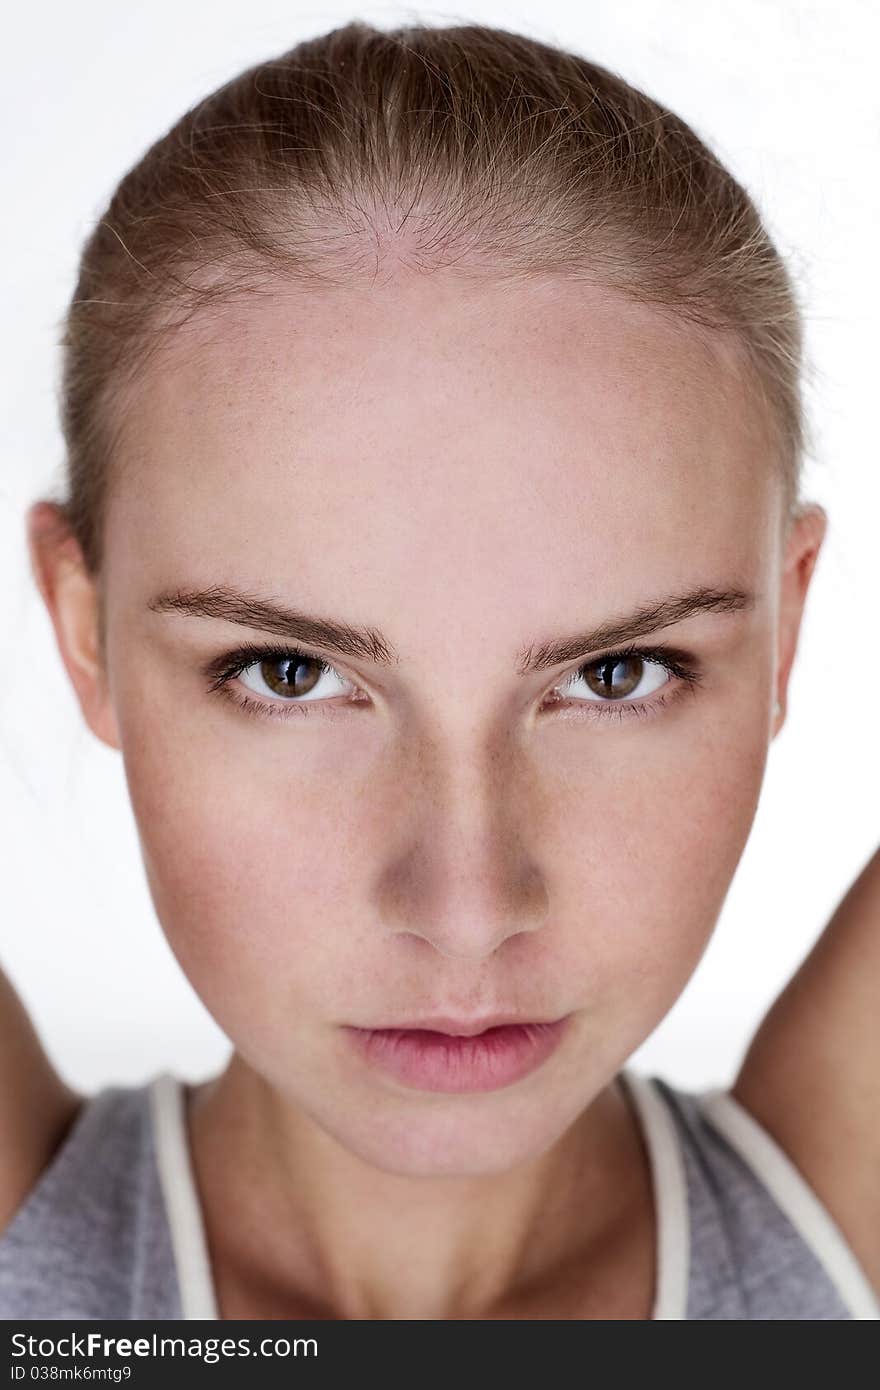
[375,733,550,960]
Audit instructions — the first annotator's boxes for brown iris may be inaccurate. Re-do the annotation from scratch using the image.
[260,654,323,699]
[583,655,644,700]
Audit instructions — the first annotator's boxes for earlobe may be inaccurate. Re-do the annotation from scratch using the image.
[25,501,122,752]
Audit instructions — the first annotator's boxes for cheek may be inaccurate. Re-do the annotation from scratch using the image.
[545,701,770,1035]
[119,708,364,1039]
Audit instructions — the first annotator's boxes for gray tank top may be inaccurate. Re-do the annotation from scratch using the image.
[1,1068,877,1320]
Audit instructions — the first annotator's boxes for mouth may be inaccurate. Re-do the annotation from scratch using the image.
[341,1015,571,1093]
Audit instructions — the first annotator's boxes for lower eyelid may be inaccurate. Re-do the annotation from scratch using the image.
[224,686,319,720]
[551,689,670,719]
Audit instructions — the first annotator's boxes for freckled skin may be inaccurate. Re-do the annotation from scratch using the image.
[40,271,824,1317]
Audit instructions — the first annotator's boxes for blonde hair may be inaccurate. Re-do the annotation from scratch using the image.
[53,19,809,576]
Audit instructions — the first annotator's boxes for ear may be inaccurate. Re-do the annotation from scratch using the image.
[26,501,121,751]
[772,501,828,735]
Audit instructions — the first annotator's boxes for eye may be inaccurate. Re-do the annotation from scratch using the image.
[546,644,702,721]
[204,643,361,721]
[204,639,703,727]
[238,651,353,704]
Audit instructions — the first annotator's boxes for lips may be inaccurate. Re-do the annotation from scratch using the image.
[342,1016,570,1093]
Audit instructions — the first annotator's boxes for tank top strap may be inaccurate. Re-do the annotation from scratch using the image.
[635,1070,880,1320]
[697,1086,880,1319]
[617,1069,689,1318]
[149,1073,219,1319]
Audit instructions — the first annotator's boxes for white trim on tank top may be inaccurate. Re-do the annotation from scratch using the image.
[616,1070,690,1318]
[698,1087,880,1320]
[148,1066,688,1321]
[149,1074,219,1320]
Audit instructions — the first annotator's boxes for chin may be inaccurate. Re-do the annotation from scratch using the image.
[314,1094,575,1179]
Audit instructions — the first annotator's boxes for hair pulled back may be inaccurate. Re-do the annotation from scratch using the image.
[53,20,809,575]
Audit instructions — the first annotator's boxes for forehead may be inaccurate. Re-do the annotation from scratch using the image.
[105,274,778,623]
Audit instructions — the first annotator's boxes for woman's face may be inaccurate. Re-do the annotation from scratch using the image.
[85,273,800,1175]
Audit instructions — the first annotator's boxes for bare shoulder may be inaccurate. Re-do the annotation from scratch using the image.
[0,966,85,1235]
[730,845,880,1298]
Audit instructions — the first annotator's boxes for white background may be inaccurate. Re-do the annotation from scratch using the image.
[1,1,877,1096]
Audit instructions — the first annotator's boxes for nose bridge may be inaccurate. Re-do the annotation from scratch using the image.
[376,718,549,959]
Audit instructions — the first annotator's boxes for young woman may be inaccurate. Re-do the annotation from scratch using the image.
[1,20,878,1321]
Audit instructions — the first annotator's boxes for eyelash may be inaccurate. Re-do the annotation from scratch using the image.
[202,640,704,726]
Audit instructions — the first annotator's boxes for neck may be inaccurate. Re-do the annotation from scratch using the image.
[186,1053,649,1320]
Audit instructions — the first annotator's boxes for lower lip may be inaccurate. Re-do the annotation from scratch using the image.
[343,1018,569,1093]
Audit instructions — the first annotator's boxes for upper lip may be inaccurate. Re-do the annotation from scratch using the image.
[355,1014,564,1037]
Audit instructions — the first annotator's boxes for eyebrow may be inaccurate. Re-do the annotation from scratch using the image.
[147,582,757,675]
